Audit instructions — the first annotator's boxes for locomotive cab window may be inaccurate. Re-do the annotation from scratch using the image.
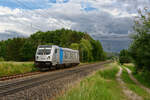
[55,49,57,53]
[37,49,51,55]
[45,49,51,55]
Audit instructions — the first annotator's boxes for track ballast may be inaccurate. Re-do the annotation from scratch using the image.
[0,61,111,98]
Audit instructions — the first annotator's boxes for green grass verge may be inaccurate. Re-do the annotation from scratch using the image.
[0,62,37,77]
[134,73,150,89]
[124,64,150,89]
[57,64,126,100]
[121,67,150,100]
[0,61,101,78]
[124,64,135,72]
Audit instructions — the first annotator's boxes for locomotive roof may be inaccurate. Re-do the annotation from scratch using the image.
[38,45,78,52]
[62,48,78,52]
[38,45,52,48]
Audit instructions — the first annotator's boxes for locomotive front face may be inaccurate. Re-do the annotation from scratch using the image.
[35,45,53,68]
[36,48,52,61]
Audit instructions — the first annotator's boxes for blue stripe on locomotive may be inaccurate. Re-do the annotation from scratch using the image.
[59,48,63,64]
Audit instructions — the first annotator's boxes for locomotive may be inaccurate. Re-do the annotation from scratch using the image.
[34,45,80,70]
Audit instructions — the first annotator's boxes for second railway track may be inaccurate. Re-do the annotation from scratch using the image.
[0,61,111,97]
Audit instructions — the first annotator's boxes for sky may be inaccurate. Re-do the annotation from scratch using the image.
[0,0,150,52]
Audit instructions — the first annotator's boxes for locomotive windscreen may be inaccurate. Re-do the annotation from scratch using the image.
[37,49,51,55]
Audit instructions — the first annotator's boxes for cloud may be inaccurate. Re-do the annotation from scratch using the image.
[81,1,97,12]
[48,0,70,3]
[0,0,150,51]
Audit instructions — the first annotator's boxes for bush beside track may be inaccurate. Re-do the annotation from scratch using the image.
[121,66,150,100]
[124,64,150,89]
[0,61,102,78]
[0,62,37,77]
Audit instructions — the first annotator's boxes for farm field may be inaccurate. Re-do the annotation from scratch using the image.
[57,62,150,100]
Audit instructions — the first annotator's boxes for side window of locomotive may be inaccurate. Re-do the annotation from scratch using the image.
[72,52,73,59]
[69,52,71,59]
[76,53,78,59]
[70,52,72,59]
[67,51,69,59]
[64,51,67,59]
[55,49,57,54]
[74,53,75,58]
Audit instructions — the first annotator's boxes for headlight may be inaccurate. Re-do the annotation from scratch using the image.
[36,56,39,59]
[47,56,50,59]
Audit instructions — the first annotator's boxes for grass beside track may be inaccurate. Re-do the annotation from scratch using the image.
[57,63,126,100]
[0,62,37,77]
[121,67,150,100]
[0,61,102,78]
[124,64,150,89]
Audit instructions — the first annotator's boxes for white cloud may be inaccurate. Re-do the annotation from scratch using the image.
[0,0,149,39]
[0,7,21,15]
[0,6,76,36]
[102,8,137,17]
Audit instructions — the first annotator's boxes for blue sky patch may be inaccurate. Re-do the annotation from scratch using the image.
[0,0,19,9]
[48,0,70,4]
[0,0,52,9]
[63,0,70,3]
[0,0,70,9]
[49,0,57,3]
[81,1,97,12]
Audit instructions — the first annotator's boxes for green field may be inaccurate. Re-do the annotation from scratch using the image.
[0,62,37,77]
[124,64,150,88]
[121,67,150,100]
[57,63,150,100]
[57,63,126,100]
[0,61,99,77]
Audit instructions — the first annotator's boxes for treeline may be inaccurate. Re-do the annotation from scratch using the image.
[119,9,150,72]
[0,28,106,62]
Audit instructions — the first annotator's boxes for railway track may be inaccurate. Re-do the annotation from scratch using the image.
[0,72,42,81]
[0,61,111,97]
[0,63,94,81]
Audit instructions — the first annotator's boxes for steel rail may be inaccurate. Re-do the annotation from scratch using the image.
[0,61,111,97]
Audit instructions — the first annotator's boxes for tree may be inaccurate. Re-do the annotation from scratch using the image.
[0,41,7,59]
[79,39,93,62]
[91,40,106,61]
[129,9,150,71]
[70,43,79,50]
[119,49,131,65]
[5,38,26,61]
[0,28,106,62]
[20,40,35,61]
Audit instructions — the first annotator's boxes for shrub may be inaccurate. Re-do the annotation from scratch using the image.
[0,57,4,61]
[119,49,131,64]
[129,9,150,71]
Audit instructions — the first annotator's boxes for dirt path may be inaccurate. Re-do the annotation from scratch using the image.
[125,67,150,94]
[116,67,143,100]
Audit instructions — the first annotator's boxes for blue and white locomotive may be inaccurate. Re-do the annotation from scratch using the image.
[34,45,80,70]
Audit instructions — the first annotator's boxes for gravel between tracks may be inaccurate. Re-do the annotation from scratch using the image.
[0,62,110,100]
